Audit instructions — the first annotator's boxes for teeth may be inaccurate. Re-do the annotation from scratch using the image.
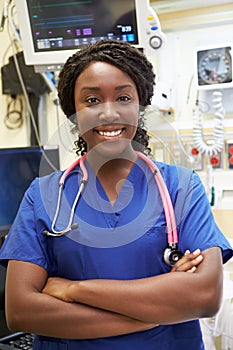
[98,129,122,137]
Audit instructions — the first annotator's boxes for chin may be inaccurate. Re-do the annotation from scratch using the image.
[90,140,133,159]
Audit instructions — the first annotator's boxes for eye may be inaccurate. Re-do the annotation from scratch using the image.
[117,95,132,103]
[86,97,100,104]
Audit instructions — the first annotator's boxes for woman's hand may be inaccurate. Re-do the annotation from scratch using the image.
[42,277,76,302]
[171,249,203,273]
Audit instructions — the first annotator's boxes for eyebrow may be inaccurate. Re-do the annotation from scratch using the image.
[115,84,134,91]
[80,84,134,92]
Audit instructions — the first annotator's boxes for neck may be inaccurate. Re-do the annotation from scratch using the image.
[86,149,137,176]
[86,150,138,205]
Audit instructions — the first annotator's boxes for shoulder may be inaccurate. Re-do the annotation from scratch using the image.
[154,161,194,187]
[38,170,63,185]
[24,171,63,199]
[152,161,207,206]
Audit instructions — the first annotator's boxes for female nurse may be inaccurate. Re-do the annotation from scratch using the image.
[0,39,232,350]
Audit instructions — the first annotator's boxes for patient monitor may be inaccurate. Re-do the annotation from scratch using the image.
[14,0,166,72]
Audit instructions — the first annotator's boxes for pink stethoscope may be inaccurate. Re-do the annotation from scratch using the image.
[43,151,183,266]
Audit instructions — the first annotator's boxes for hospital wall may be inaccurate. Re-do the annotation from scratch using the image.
[0,0,233,244]
[148,4,233,245]
[149,10,233,347]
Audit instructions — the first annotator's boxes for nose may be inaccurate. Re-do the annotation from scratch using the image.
[99,102,120,122]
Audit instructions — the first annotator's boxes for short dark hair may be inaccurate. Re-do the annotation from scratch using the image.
[58,39,156,155]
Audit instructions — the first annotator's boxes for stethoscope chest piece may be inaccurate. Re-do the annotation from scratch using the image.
[163,246,183,267]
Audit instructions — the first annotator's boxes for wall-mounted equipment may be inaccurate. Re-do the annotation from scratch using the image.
[227,142,233,169]
[14,0,166,72]
[196,44,233,89]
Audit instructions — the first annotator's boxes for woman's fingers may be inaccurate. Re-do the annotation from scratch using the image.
[171,249,203,272]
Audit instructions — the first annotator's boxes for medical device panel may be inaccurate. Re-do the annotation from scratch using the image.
[196,44,233,89]
[14,0,165,72]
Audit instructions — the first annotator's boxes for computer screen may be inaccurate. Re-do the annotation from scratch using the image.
[14,0,165,71]
[0,146,60,238]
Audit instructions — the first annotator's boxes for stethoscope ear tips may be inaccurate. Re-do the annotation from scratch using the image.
[163,246,183,267]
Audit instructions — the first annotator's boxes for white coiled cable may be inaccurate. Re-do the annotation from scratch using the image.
[193,91,225,157]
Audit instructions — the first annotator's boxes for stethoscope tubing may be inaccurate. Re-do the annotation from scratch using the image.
[46,152,178,246]
[135,152,178,244]
[59,153,88,185]
[49,154,88,236]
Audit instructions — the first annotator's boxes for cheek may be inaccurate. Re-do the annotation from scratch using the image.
[125,108,140,130]
[76,109,97,135]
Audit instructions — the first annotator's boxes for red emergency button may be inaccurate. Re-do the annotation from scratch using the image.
[210,157,219,166]
[191,148,199,156]
[229,145,233,155]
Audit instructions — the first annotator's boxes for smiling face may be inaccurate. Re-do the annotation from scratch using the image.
[74,61,140,160]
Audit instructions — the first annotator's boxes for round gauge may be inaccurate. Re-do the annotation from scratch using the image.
[197,46,232,86]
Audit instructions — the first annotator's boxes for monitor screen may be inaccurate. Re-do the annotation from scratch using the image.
[14,0,165,71]
[0,146,60,237]
[27,0,139,51]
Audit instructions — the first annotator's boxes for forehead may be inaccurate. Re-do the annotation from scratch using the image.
[75,61,136,86]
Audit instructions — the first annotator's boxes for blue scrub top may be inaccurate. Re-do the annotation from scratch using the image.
[0,158,232,350]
